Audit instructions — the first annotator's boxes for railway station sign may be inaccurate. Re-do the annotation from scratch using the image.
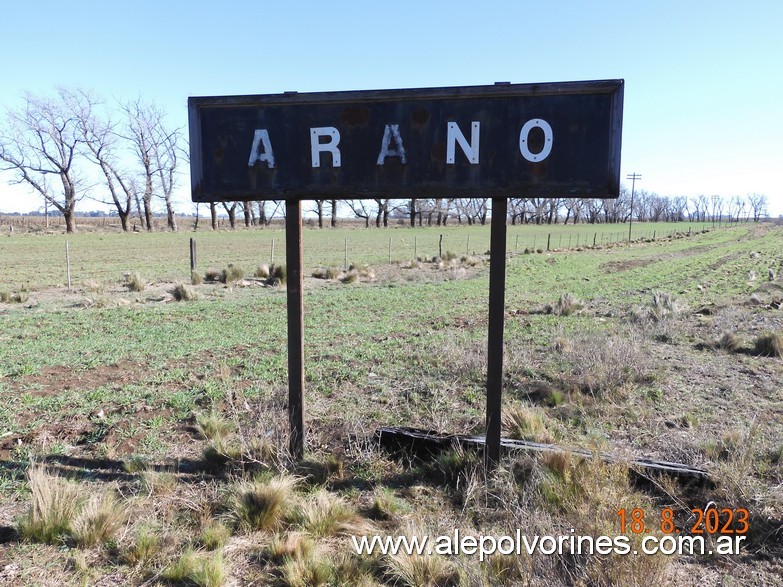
[189,80,623,202]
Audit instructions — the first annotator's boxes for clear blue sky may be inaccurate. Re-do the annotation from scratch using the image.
[1,0,781,215]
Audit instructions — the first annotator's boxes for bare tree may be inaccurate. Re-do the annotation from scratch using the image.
[75,91,135,231]
[747,193,768,222]
[310,200,326,228]
[222,202,238,228]
[122,98,181,231]
[344,199,372,227]
[0,89,89,233]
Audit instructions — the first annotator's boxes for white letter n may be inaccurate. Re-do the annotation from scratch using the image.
[446,121,480,164]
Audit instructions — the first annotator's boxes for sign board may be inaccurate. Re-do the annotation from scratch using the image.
[188,80,623,202]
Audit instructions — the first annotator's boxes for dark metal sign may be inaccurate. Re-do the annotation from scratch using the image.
[188,80,623,202]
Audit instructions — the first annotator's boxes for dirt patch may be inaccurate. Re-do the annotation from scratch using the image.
[17,360,149,396]
[599,258,659,273]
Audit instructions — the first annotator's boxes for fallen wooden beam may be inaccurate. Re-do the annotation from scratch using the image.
[375,426,711,483]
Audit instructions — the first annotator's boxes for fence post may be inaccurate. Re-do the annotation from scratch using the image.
[593,232,597,246]
[439,234,443,259]
[66,241,72,291]
[514,234,518,253]
[189,238,197,274]
[467,234,471,256]
[547,234,551,251]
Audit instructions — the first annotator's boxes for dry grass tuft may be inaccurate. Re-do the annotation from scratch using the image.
[255,264,270,278]
[291,489,367,537]
[267,531,315,563]
[647,291,680,321]
[172,282,199,301]
[71,491,127,547]
[84,279,104,293]
[17,464,82,544]
[502,406,555,443]
[191,270,203,285]
[121,524,161,566]
[754,331,782,357]
[125,271,145,292]
[204,268,223,282]
[196,411,234,441]
[369,487,406,521]
[715,331,741,352]
[163,548,227,587]
[385,551,458,587]
[141,470,177,496]
[222,264,244,284]
[340,270,359,284]
[230,474,299,532]
[554,292,583,316]
[280,552,333,587]
[269,263,287,284]
[200,520,231,550]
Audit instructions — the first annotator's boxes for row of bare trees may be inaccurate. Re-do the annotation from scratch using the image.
[2,90,771,232]
[0,89,181,233]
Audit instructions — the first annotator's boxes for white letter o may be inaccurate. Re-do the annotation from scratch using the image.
[519,119,553,162]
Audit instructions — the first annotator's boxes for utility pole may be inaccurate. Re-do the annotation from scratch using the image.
[627,173,642,241]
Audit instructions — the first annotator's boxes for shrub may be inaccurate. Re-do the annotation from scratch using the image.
[754,332,782,358]
[125,272,145,292]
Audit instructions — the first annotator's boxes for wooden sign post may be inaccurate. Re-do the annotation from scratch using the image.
[188,80,624,465]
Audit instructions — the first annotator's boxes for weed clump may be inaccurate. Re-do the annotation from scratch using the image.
[754,332,782,358]
[191,270,203,285]
[340,271,359,284]
[255,264,270,278]
[290,489,365,537]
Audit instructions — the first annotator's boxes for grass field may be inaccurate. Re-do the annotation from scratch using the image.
[0,222,781,585]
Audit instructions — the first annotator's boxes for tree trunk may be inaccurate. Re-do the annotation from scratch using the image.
[210,203,218,230]
[166,201,177,231]
[330,199,337,227]
[143,198,153,232]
